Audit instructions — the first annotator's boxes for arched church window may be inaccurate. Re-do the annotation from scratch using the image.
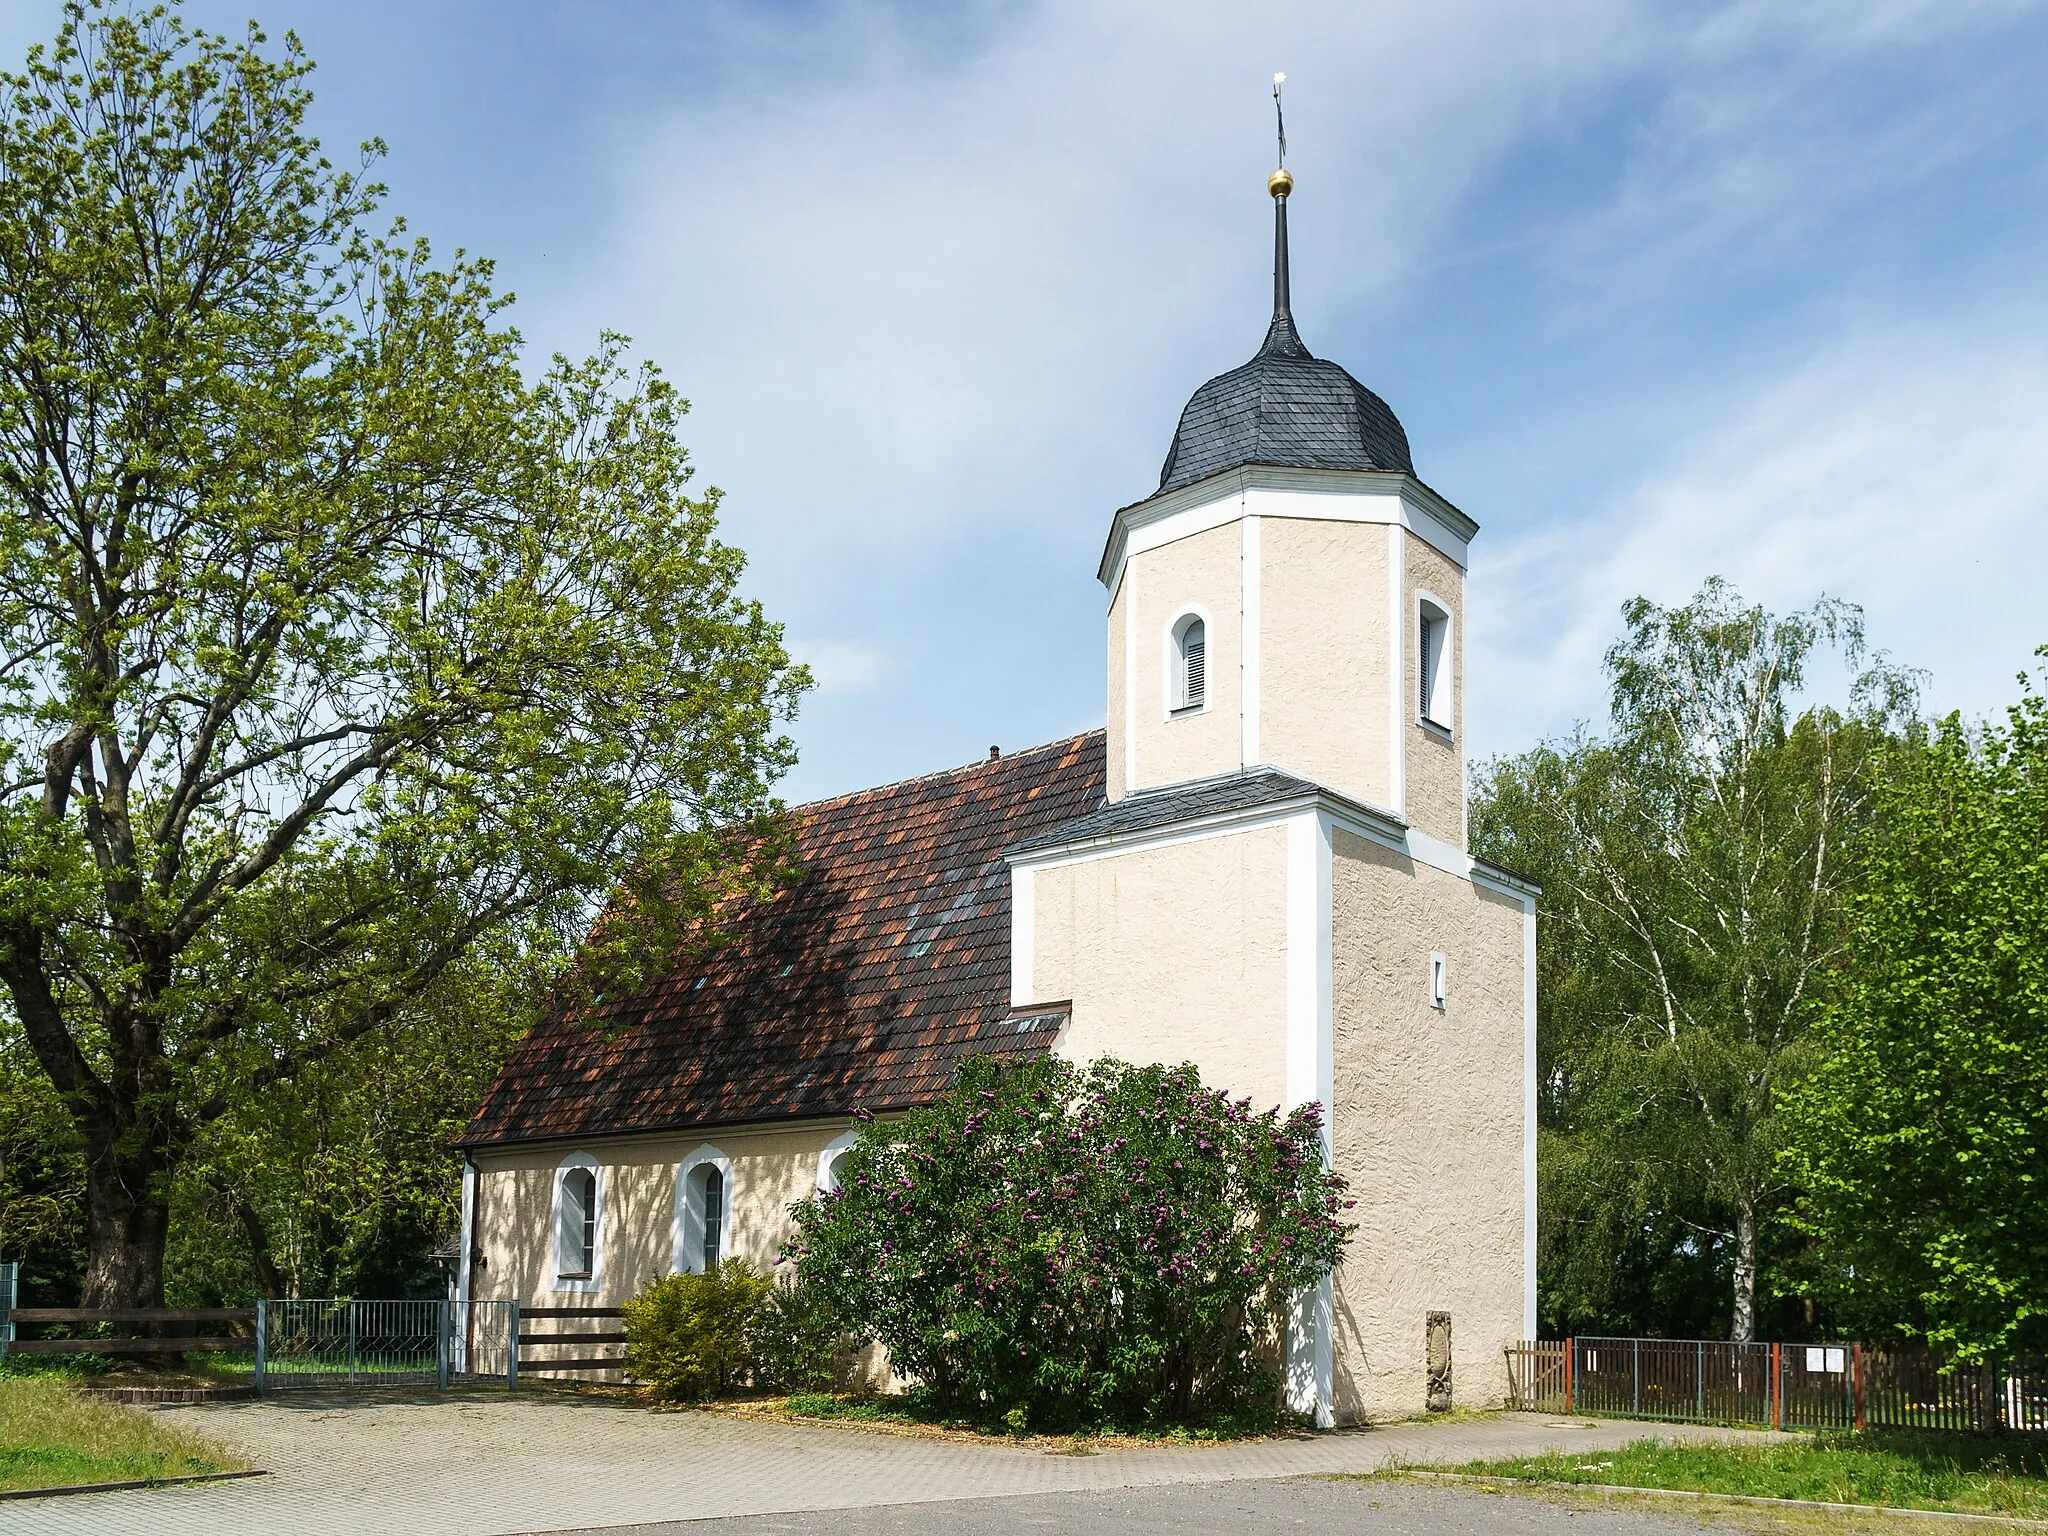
[1173,615,1207,713]
[818,1129,859,1195]
[692,1164,725,1271]
[555,1159,599,1282]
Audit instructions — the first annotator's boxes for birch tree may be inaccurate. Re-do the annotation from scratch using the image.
[1475,578,1913,1340]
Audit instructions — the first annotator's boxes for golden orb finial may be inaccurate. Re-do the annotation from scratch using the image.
[1268,166,1294,198]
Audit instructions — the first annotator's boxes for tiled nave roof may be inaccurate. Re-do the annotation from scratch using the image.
[457,732,1105,1149]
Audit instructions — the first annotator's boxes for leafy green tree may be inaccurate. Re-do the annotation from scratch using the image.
[0,1039,86,1308]
[166,938,544,1302]
[787,1056,1350,1432]
[1474,578,1912,1341]
[0,4,806,1308]
[1782,660,2048,1357]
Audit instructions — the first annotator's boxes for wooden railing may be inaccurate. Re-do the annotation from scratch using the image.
[516,1306,628,1376]
[4,1307,257,1356]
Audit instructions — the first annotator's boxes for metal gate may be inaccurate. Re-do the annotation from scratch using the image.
[0,1261,15,1359]
[258,1299,517,1389]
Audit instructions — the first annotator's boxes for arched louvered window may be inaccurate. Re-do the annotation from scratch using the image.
[1173,614,1207,713]
[700,1166,724,1271]
[554,1157,601,1286]
[674,1146,732,1276]
[565,1167,596,1276]
[818,1129,860,1195]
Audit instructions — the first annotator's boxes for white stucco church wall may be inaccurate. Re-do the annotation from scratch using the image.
[458,159,1537,1427]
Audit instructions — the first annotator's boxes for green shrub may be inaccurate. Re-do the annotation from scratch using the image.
[622,1259,771,1401]
[785,1055,1352,1432]
[746,1274,855,1393]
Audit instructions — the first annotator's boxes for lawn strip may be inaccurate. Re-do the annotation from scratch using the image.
[1387,1469,2048,1529]
[0,1376,250,1493]
[1406,1433,2048,1524]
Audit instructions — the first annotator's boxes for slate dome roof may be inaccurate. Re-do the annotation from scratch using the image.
[1157,182,1413,495]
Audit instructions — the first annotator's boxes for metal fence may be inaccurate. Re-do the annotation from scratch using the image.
[0,1287,522,1390]
[257,1299,519,1389]
[1507,1337,2048,1434]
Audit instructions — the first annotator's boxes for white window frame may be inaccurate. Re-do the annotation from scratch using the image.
[1430,951,1449,1011]
[673,1144,734,1275]
[816,1129,860,1194]
[550,1151,604,1294]
[1416,593,1453,733]
[1163,604,1212,719]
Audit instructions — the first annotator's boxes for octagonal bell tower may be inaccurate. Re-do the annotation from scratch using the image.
[1098,167,1477,852]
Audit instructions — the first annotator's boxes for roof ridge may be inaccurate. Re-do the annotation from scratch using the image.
[1118,762,1314,801]
[789,730,1105,815]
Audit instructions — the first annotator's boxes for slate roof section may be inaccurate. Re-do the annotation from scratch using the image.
[458,732,1107,1150]
[1008,766,1332,857]
[1157,318,1414,495]
[1157,181,1412,495]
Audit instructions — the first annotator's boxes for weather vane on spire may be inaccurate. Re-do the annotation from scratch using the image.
[1261,71,1301,355]
[1268,73,1293,200]
[1272,72,1287,168]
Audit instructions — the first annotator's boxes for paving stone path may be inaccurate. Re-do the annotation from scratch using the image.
[0,1398,1772,1536]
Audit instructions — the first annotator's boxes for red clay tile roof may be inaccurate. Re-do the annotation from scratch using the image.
[457,732,1106,1149]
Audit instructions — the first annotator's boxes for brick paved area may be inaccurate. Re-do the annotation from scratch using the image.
[0,1397,1774,1536]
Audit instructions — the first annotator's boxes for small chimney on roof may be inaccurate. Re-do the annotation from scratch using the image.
[988,745,1000,760]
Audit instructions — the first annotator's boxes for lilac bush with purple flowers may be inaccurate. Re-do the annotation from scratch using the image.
[784,1056,1351,1432]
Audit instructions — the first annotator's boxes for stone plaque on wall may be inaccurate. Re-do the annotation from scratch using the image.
[1426,1311,1452,1412]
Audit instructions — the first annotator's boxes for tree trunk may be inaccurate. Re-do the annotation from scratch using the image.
[232,1194,286,1301]
[79,1129,172,1311]
[1730,1199,1758,1343]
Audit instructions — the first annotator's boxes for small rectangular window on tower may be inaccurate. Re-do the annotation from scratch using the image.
[1418,600,1451,728]
[1429,951,1448,1011]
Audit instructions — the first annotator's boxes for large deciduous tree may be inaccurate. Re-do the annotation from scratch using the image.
[1782,660,2048,1358]
[1473,578,1912,1341]
[0,3,806,1307]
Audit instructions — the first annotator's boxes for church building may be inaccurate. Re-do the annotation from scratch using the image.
[455,164,1537,1426]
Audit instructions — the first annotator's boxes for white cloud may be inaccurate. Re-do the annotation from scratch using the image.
[1471,317,2048,759]
[788,636,888,697]
[524,0,2048,795]
[13,0,2037,798]
[538,0,1653,565]
[1538,0,2043,323]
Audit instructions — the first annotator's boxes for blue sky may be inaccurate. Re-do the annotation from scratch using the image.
[10,1,2046,803]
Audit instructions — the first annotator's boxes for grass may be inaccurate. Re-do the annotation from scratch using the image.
[1426,1430,2048,1521]
[0,1376,250,1493]
[2,1352,252,1390]
[781,1391,924,1426]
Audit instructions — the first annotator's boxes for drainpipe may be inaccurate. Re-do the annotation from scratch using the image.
[456,1157,477,1375]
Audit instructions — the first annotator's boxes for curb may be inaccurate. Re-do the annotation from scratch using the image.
[0,1469,266,1501]
[1394,1469,2048,1528]
[78,1385,258,1405]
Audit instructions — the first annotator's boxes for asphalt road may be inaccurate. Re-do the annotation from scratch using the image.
[570,1477,1747,1535]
